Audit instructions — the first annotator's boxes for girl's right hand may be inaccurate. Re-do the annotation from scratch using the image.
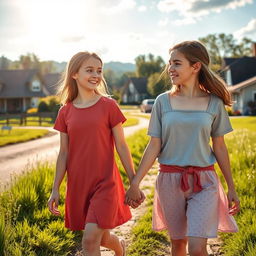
[48,190,61,216]
[125,184,143,205]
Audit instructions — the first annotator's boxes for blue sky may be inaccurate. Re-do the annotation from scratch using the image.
[0,0,256,63]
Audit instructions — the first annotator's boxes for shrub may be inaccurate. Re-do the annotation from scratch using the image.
[26,108,38,113]
[38,101,50,112]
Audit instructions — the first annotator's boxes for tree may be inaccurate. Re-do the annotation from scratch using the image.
[135,54,165,77]
[0,56,10,69]
[104,69,117,88]
[19,53,40,69]
[199,33,254,70]
[147,72,170,98]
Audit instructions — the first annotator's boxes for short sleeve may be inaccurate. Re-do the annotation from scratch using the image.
[109,99,126,128]
[54,106,67,133]
[148,98,162,138]
[211,100,233,137]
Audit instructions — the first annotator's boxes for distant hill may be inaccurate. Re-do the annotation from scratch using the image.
[104,61,135,74]
[52,61,135,75]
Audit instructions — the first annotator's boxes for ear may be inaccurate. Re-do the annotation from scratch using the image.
[192,62,201,73]
[72,73,78,79]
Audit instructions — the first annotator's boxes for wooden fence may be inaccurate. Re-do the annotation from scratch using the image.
[0,112,57,126]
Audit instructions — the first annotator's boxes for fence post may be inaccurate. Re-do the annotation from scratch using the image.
[39,114,42,126]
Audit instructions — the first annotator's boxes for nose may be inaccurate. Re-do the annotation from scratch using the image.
[168,64,174,73]
[92,71,100,77]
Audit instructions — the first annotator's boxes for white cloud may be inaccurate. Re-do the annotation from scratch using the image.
[158,18,169,26]
[172,17,197,26]
[157,0,253,25]
[101,0,136,15]
[234,18,256,39]
[138,5,147,12]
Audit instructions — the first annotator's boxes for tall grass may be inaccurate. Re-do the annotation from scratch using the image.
[0,129,149,255]
[219,128,256,256]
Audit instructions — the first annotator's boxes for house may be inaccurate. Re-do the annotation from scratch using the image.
[43,73,61,95]
[228,76,256,115]
[121,77,150,104]
[0,69,60,113]
[220,43,256,114]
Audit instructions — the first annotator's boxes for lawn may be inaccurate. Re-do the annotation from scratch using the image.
[0,129,49,147]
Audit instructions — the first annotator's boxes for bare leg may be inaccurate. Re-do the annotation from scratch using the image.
[188,237,208,256]
[82,223,104,256]
[101,230,124,256]
[171,239,187,256]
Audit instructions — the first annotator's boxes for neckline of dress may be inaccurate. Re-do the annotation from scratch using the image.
[71,96,103,110]
[166,93,212,113]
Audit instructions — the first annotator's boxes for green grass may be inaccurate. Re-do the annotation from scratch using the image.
[230,116,256,132]
[120,105,140,110]
[0,129,150,255]
[218,125,256,256]
[123,117,139,127]
[0,129,49,147]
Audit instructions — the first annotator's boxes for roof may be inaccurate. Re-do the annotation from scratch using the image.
[129,77,148,93]
[0,69,46,98]
[221,57,256,85]
[228,76,256,93]
[43,73,61,95]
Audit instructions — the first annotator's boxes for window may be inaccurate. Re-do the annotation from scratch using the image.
[253,91,256,101]
[31,80,41,91]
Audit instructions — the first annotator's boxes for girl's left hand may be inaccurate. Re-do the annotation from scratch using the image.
[227,190,240,215]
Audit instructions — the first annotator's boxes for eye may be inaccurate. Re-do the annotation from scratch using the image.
[86,69,93,73]
[97,70,102,74]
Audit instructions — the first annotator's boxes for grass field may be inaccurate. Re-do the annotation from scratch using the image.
[0,129,49,147]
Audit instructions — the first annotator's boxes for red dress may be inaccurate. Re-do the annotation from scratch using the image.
[54,97,131,230]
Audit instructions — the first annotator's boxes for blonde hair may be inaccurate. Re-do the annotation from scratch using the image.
[57,52,110,105]
[166,41,232,106]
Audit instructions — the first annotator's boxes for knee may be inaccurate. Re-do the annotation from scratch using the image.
[82,233,98,251]
[171,239,187,250]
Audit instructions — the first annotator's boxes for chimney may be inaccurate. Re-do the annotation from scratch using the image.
[252,42,256,57]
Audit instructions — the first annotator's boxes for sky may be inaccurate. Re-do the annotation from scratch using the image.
[0,0,256,64]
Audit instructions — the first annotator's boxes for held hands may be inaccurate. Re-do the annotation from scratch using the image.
[125,183,145,209]
[227,189,240,215]
[47,189,61,216]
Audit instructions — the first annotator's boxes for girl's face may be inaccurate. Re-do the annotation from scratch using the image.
[72,57,103,92]
[168,49,197,86]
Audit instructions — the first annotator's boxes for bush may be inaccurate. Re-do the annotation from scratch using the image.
[26,108,38,113]
[38,96,61,113]
[38,101,50,112]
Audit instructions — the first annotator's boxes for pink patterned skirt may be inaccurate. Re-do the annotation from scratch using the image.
[152,165,238,239]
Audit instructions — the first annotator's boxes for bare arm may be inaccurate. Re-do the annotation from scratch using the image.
[112,123,136,183]
[212,136,240,215]
[48,132,68,215]
[125,136,161,202]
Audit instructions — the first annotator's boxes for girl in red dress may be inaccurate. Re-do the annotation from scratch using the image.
[48,52,144,256]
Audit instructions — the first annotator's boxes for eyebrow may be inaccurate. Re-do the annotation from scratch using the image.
[169,59,182,63]
[85,66,102,69]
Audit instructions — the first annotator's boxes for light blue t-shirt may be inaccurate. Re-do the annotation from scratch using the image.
[148,92,233,167]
